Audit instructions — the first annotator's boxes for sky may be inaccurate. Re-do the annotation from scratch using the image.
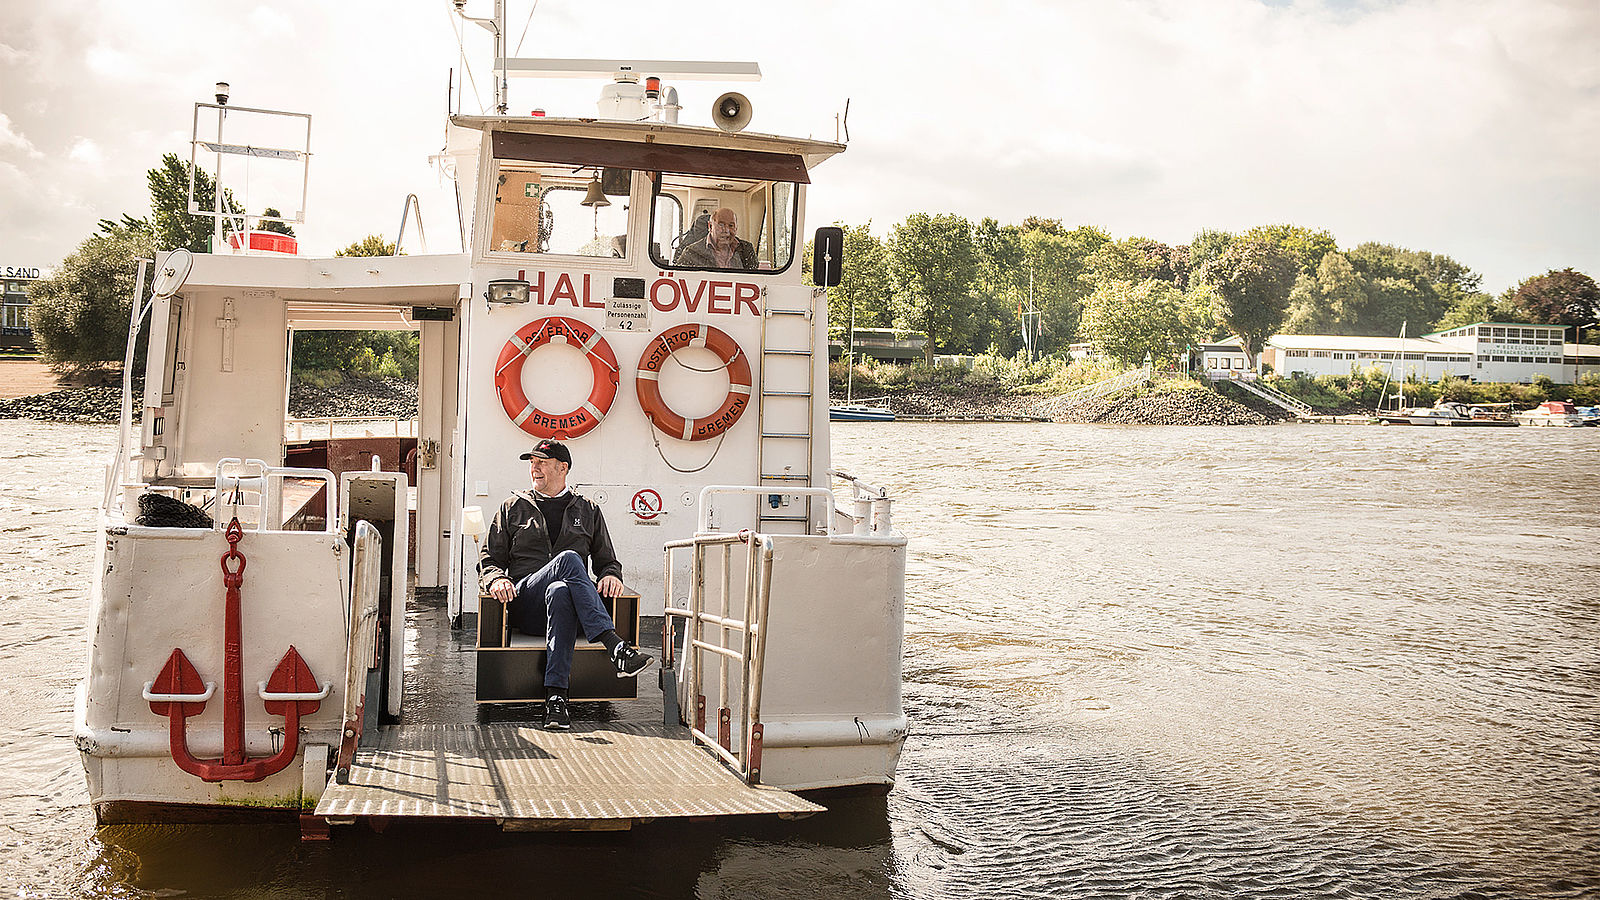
[1,0,1596,295]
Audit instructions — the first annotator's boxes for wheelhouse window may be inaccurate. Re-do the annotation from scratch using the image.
[489,161,631,258]
[649,171,797,273]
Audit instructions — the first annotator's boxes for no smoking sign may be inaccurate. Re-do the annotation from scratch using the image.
[631,489,663,524]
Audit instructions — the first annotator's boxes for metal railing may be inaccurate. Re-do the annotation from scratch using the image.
[1063,366,1152,403]
[1227,377,1314,416]
[661,530,776,785]
[285,416,418,441]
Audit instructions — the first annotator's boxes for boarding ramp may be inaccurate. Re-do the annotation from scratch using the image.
[1225,377,1313,417]
[315,722,819,830]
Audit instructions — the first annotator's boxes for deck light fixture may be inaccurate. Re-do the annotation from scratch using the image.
[485,275,531,305]
[215,82,230,105]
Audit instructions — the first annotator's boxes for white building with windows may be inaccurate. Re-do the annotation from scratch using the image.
[1262,322,1586,384]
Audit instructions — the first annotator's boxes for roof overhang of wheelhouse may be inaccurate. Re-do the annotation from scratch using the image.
[449,115,846,176]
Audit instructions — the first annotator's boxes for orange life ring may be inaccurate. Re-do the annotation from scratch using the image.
[636,323,752,441]
[494,316,619,440]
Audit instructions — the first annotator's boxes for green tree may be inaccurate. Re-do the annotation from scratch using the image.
[1344,243,1448,334]
[1202,238,1297,367]
[1283,252,1368,334]
[824,222,893,345]
[147,152,244,251]
[1082,278,1203,367]
[27,220,157,372]
[1025,224,1109,354]
[1185,228,1235,280]
[291,330,419,381]
[257,206,296,237]
[336,235,399,257]
[1240,224,1338,277]
[974,218,1024,356]
[887,214,979,364]
[1504,268,1600,338]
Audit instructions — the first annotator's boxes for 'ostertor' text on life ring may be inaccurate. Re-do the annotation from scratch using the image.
[494,316,619,440]
[635,323,752,441]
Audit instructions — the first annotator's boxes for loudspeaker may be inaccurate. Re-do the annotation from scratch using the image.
[712,92,753,133]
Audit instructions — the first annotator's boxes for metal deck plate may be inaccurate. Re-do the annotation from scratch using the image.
[315,723,822,827]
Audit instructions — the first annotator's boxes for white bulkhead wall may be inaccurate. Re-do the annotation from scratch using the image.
[163,289,288,477]
[455,150,829,617]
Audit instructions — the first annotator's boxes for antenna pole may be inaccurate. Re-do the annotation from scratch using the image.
[495,0,508,113]
[213,107,225,252]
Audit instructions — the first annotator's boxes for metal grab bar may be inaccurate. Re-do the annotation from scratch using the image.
[696,485,836,534]
[661,529,776,785]
[214,458,339,532]
[396,193,427,255]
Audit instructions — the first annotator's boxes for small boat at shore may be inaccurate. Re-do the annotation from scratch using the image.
[1514,400,1591,427]
[830,403,894,422]
[1376,401,1518,426]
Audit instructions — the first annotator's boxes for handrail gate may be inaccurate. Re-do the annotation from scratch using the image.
[661,530,776,785]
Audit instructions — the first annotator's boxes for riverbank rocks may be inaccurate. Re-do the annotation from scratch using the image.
[0,385,125,423]
[832,382,1274,425]
[1035,388,1273,425]
[0,376,421,424]
[289,377,418,419]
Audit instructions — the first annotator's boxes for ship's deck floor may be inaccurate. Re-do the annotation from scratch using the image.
[313,590,821,829]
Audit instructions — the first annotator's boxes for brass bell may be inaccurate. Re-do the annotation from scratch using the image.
[580,176,610,208]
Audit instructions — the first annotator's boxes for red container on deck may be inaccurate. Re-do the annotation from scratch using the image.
[227,231,299,254]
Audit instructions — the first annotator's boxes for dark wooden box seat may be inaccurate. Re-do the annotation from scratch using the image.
[476,587,640,703]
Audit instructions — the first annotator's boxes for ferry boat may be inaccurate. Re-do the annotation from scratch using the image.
[74,11,906,834]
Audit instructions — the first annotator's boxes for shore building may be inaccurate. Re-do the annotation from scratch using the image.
[2,264,44,352]
[1261,322,1594,384]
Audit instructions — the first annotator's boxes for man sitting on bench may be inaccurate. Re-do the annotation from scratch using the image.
[479,438,652,729]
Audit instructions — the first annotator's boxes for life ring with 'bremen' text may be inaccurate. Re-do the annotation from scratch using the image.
[494,316,619,440]
[636,323,752,441]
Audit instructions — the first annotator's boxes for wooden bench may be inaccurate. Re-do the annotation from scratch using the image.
[476,587,640,703]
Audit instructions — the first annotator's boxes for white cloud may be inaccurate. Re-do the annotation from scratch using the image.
[66,137,104,165]
[0,112,41,158]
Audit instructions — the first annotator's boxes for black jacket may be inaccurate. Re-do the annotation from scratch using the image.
[478,490,622,593]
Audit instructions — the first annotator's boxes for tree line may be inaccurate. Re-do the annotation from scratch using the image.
[814,217,1600,369]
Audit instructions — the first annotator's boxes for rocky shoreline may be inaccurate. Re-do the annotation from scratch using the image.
[0,377,421,424]
[2,376,1278,426]
[832,381,1277,425]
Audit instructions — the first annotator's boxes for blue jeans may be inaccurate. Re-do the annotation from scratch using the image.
[508,550,615,692]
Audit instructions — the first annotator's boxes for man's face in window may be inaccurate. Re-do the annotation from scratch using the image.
[711,212,738,244]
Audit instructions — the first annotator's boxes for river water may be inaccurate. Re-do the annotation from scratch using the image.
[2,420,1597,898]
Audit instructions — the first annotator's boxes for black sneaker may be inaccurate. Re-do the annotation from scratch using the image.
[543,694,571,730]
[612,643,653,678]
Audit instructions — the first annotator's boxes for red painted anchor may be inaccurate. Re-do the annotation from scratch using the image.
[144,517,328,783]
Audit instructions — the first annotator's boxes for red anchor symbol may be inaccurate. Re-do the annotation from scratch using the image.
[144,518,328,782]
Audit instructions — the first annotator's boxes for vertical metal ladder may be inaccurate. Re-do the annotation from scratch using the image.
[756,291,819,533]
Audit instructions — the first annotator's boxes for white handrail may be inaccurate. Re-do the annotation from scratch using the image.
[661,529,776,785]
[214,458,339,532]
[696,485,835,534]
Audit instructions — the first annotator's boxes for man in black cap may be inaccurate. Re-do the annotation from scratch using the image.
[479,438,652,729]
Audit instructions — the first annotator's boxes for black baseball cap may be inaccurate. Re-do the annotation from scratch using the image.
[519,439,571,466]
